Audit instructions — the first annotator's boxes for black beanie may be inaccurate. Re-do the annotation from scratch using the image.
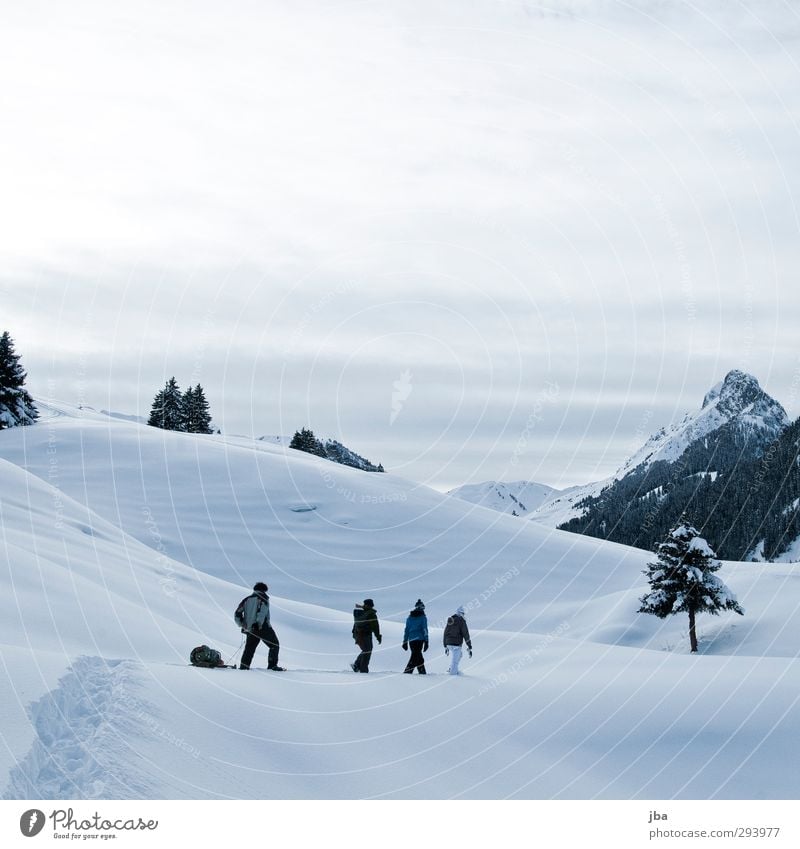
[363,598,374,608]
[254,582,268,592]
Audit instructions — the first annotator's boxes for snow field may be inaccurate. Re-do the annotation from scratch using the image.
[0,405,798,798]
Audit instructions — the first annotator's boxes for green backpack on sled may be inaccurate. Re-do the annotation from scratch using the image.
[190,644,226,668]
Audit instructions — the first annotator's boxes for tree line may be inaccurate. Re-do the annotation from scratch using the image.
[289,427,384,472]
[147,377,213,434]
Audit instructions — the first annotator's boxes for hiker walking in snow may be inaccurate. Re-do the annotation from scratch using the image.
[402,599,429,674]
[236,582,285,671]
[443,605,472,675]
[351,598,382,673]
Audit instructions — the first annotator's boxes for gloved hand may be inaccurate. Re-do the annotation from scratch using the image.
[402,642,408,651]
[445,647,450,656]
[468,647,473,658]
[423,641,429,653]
[376,635,382,645]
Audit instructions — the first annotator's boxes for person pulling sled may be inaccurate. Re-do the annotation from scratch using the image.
[235,582,285,671]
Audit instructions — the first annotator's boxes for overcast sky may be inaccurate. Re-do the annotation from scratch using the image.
[2,0,799,490]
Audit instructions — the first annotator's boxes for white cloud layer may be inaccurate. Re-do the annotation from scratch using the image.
[2,0,799,488]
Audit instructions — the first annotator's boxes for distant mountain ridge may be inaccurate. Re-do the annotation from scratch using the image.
[450,370,799,561]
[614,369,788,479]
[558,370,797,559]
[447,480,562,517]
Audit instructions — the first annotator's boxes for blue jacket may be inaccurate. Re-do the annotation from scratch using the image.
[403,609,428,643]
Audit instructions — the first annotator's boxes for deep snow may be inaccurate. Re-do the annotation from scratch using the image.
[1,405,798,799]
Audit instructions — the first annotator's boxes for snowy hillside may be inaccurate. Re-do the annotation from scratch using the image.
[1,405,799,799]
[0,401,647,630]
[447,480,562,517]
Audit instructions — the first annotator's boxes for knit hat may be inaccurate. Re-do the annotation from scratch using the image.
[254,582,268,593]
[414,599,425,611]
[363,598,374,608]
[456,605,465,616]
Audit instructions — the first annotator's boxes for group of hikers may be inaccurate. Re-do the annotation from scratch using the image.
[235,584,473,675]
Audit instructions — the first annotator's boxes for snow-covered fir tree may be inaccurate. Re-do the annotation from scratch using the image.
[147,377,185,431]
[0,331,38,429]
[639,519,743,652]
[182,384,212,434]
[289,427,326,457]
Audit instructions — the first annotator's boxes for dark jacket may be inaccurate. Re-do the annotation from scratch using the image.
[403,609,428,643]
[353,605,381,640]
[443,613,471,649]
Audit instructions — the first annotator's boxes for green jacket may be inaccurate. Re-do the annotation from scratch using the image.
[352,606,381,640]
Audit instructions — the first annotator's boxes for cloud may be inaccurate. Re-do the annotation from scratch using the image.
[2,0,799,488]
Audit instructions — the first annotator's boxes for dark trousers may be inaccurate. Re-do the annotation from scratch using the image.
[241,624,279,669]
[404,640,427,674]
[353,631,373,672]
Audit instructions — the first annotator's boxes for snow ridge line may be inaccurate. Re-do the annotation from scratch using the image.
[2,656,154,800]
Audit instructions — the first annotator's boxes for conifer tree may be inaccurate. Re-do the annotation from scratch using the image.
[639,519,743,652]
[182,383,212,434]
[181,385,195,430]
[0,331,38,429]
[148,377,184,431]
[289,427,326,457]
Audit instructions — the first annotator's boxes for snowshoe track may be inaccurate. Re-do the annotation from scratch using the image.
[2,657,155,800]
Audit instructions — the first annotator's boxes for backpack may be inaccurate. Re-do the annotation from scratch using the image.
[234,596,248,629]
[190,645,225,668]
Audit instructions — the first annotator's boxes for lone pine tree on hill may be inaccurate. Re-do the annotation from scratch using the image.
[0,330,38,429]
[639,519,743,652]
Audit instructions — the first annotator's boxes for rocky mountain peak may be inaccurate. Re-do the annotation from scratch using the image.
[701,369,787,427]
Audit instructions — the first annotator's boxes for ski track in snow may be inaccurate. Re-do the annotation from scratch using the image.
[2,657,154,800]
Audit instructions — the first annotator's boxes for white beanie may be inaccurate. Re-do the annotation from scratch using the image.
[456,605,465,616]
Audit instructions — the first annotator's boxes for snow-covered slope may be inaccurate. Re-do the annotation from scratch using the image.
[447,480,562,517]
[0,401,648,631]
[1,405,799,799]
